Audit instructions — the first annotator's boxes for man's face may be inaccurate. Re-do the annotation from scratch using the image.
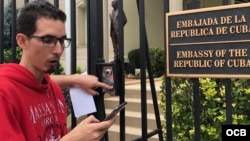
[21,17,66,74]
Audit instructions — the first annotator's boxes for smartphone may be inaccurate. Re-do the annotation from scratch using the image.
[104,102,127,121]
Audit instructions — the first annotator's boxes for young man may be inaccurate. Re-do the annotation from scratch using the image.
[0,0,116,141]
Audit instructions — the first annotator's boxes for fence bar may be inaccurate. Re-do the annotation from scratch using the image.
[136,0,147,140]
[166,77,172,141]
[54,0,59,8]
[0,0,3,63]
[192,78,201,141]
[163,0,172,141]
[117,0,126,140]
[25,0,29,4]
[69,0,77,128]
[225,79,232,124]
[87,0,107,140]
[11,0,16,62]
[223,0,229,5]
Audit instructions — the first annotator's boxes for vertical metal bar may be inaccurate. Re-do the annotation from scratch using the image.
[166,77,172,141]
[225,79,232,124]
[70,0,76,74]
[87,0,98,74]
[0,0,3,63]
[190,0,198,9]
[117,0,126,140]
[52,0,60,75]
[189,2,199,140]
[24,0,29,5]
[136,0,147,140]
[163,1,172,140]
[96,0,104,61]
[54,0,59,8]
[118,0,125,60]
[223,0,229,5]
[11,0,16,63]
[70,0,77,129]
[87,0,107,140]
[192,78,200,141]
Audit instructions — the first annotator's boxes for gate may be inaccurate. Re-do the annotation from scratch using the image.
[2,0,243,141]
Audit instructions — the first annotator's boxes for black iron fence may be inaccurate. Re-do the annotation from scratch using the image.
[0,0,164,141]
[2,0,241,141]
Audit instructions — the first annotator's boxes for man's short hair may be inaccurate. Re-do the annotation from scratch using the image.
[17,0,66,36]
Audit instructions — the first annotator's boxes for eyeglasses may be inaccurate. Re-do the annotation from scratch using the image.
[28,35,71,48]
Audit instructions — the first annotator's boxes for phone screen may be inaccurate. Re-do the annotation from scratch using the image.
[104,102,127,121]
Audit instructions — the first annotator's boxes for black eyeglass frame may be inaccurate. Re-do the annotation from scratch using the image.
[28,35,71,48]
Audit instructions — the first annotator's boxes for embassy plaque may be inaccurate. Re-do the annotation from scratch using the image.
[166,3,250,78]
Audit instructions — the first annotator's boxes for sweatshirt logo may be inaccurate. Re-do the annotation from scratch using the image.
[29,99,65,126]
[44,125,61,141]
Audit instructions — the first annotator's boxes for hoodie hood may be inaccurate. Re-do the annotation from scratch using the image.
[0,63,50,92]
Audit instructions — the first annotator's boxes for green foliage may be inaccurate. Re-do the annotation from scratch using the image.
[149,47,165,78]
[4,47,22,63]
[231,79,250,124]
[4,0,19,50]
[160,77,250,141]
[49,64,65,75]
[3,0,21,63]
[128,48,140,68]
[128,47,165,78]
[76,66,84,74]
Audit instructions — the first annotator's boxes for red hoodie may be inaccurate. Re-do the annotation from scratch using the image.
[0,63,67,141]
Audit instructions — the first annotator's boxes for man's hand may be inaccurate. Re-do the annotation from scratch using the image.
[60,115,116,141]
[51,74,113,95]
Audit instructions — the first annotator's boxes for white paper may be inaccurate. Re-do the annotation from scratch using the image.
[69,81,96,118]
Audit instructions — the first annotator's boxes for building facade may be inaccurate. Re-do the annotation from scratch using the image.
[3,0,244,70]
[66,0,241,70]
